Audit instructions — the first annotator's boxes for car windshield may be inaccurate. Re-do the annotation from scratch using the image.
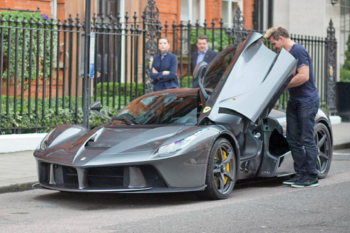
[112,92,199,125]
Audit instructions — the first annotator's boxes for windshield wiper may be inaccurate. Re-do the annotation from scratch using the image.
[111,114,137,125]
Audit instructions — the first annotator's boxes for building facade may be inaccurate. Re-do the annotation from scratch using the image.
[272,0,345,80]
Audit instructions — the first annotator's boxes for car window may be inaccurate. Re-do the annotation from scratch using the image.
[112,93,199,125]
[202,45,237,91]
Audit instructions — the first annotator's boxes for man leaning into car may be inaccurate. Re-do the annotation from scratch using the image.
[264,27,320,188]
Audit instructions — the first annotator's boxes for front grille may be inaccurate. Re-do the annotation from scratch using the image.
[38,163,166,190]
[39,162,50,184]
[86,167,125,188]
[39,162,79,188]
[62,166,78,186]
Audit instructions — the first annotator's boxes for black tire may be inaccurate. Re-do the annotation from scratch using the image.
[201,138,236,200]
[314,123,333,179]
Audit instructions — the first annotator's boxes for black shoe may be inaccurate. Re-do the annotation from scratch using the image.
[291,175,318,188]
[282,174,302,185]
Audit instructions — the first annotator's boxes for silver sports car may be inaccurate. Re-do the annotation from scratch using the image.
[33,32,333,199]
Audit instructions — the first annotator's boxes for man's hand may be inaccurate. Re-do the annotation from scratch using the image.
[286,65,309,89]
[152,68,158,73]
[162,71,170,75]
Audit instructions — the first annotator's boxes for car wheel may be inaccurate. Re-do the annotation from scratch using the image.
[314,123,333,179]
[202,138,236,200]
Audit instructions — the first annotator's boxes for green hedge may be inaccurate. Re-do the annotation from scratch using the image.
[0,106,119,134]
[96,82,145,97]
[0,82,146,134]
[0,11,58,82]
[180,76,193,88]
[0,95,122,134]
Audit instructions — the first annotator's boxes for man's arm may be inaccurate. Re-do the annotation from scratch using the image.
[286,65,309,89]
[150,57,163,80]
[158,55,178,82]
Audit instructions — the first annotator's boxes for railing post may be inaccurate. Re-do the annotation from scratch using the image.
[143,0,161,94]
[325,19,337,115]
[83,0,92,128]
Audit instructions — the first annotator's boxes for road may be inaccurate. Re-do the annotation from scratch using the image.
[0,149,350,233]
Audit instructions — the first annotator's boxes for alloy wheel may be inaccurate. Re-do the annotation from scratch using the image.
[314,123,332,178]
[212,143,235,195]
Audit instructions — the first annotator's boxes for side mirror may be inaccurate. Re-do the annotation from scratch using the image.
[89,101,102,111]
[89,102,111,120]
[194,61,209,101]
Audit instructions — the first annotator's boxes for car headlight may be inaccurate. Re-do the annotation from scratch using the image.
[40,129,55,150]
[157,129,207,156]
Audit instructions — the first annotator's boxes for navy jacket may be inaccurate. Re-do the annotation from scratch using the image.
[150,52,179,91]
[191,49,218,87]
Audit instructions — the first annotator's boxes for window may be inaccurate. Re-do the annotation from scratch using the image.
[253,0,273,32]
[50,0,57,19]
[94,0,122,82]
[180,0,205,54]
[98,0,120,19]
[221,0,242,28]
[181,0,205,23]
[340,0,350,66]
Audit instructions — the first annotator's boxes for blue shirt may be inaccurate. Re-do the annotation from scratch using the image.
[288,44,319,103]
[196,48,208,65]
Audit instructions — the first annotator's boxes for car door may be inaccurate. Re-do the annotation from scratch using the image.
[198,32,298,125]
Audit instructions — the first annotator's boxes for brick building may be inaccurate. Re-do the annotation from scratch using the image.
[0,0,262,30]
[156,0,256,30]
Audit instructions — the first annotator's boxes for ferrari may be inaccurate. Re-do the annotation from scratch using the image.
[33,32,333,199]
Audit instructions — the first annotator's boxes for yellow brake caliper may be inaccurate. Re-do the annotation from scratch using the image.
[222,150,229,184]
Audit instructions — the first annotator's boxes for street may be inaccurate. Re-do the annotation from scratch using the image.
[0,149,350,233]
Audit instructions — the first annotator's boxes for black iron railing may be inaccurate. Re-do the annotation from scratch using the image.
[0,4,337,134]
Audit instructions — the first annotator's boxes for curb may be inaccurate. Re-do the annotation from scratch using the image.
[334,142,350,150]
[0,182,37,194]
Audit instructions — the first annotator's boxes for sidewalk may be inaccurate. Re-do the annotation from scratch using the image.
[1,122,350,194]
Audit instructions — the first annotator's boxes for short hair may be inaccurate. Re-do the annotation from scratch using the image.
[159,37,169,43]
[197,35,208,43]
[264,26,290,40]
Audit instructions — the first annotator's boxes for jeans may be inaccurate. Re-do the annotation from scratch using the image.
[286,99,319,177]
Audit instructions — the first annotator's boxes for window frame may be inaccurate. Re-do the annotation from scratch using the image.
[221,0,243,28]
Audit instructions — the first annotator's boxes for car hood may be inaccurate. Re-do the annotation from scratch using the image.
[199,32,297,124]
[34,125,199,166]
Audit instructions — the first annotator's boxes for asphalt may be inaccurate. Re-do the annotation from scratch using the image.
[1,122,350,194]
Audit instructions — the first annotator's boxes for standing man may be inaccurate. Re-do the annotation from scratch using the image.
[150,37,179,91]
[191,35,218,87]
[264,27,320,188]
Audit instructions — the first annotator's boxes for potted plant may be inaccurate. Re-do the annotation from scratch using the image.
[336,35,350,122]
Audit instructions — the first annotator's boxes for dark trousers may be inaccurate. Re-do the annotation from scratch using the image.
[286,99,319,177]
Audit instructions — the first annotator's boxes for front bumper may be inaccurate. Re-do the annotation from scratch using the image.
[36,160,207,193]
